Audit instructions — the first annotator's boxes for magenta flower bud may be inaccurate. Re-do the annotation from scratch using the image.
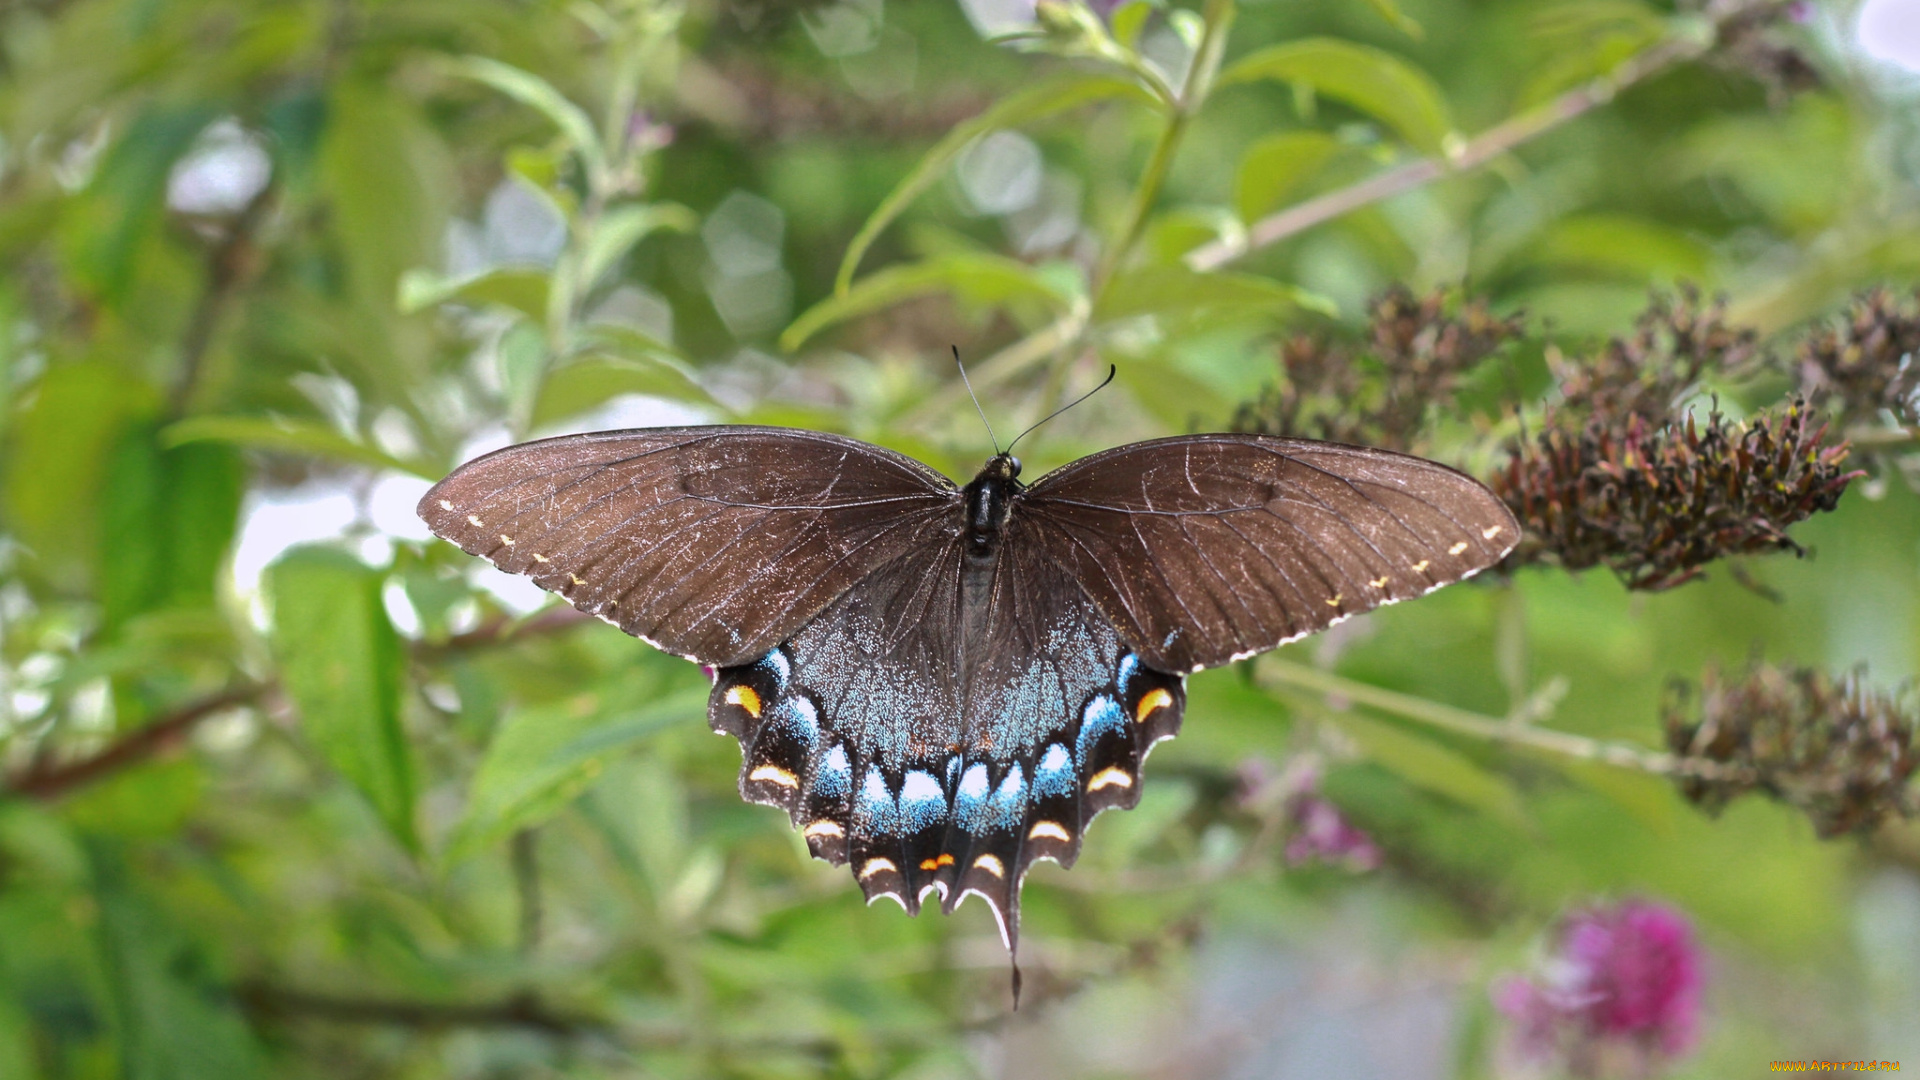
[1494,899,1705,1076]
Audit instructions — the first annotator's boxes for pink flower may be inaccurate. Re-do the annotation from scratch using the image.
[1273,759,1381,872]
[1494,899,1705,1077]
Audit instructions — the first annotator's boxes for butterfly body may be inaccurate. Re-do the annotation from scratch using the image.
[420,426,1518,951]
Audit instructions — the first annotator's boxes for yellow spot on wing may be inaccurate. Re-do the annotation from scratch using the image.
[803,820,843,839]
[1028,820,1071,842]
[531,553,549,563]
[859,858,897,880]
[1324,593,1342,608]
[1447,541,1469,555]
[1087,767,1132,791]
[748,764,797,788]
[1412,559,1430,573]
[467,515,484,527]
[570,574,586,586]
[439,499,454,511]
[499,534,515,546]
[1369,576,1389,588]
[1482,524,1504,540]
[1136,688,1172,722]
[973,854,1004,877]
[725,685,763,718]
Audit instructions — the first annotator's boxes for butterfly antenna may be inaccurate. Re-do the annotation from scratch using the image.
[955,346,1002,455]
[1004,364,1116,457]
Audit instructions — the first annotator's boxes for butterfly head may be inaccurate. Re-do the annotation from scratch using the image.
[981,454,1021,482]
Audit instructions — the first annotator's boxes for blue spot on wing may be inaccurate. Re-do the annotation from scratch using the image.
[1034,744,1075,798]
[898,771,947,832]
[775,695,818,744]
[987,765,1026,830]
[815,744,851,798]
[757,649,791,687]
[1117,653,1138,694]
[854,766,895,832]
[1075,695,1126,765]
[954,763,991,831]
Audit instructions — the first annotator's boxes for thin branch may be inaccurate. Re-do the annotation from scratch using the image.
[173,183,277,416]
[416,604,595,658]
[237,981,604,1037]
[1184,34,1710,273]
[7,684,270,800]
[1257,658,1751,782]
[1844,426,1920,451]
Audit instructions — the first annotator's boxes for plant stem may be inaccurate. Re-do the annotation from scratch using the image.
[7,684,270,800]
[1184,33,1710,272]
[1093,0,1234,297]
[1257,657,1746,781]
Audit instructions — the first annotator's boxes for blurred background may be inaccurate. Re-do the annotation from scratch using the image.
[2,0,1920,1076]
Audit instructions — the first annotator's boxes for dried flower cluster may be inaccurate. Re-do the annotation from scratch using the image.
[1493,899,1704,1079]
[1794,286,1920,430]
[1230,287,1523,451]
[1664,660,1918,837]
[1495,401,1858,590]
[1550,285,1760,426]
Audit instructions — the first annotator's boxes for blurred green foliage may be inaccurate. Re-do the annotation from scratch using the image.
[1,0,1918,1076]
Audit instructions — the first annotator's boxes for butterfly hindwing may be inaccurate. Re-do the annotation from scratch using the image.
[707,530,1188,948]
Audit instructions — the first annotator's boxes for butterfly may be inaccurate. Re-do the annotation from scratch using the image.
[418,425,1518,970]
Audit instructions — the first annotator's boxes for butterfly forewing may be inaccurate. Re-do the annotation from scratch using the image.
[418,426,960,666]
[1017,435,1520,673]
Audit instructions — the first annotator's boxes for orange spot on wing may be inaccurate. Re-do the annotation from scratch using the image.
[725,685,763,718]
[1136,688,1173,722]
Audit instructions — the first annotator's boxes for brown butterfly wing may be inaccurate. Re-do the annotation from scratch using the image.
[1016,434,1519,673]
[417,426,961,667]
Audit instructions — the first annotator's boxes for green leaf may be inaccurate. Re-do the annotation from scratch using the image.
[1552,758,1682,836]
[320,79,453,325]
[787,252,1080,351]
[446,684,707,865]
[1360,0,1425,39]
[1113,356,1232,432]
[266,547,417,851]
[1219,38,1455,155]
[1326,710,1529,827]
[63,104,218,300]
[1109,0,1156,50]
[497,319,549,434]
[834,73,1158,294]
[100,427,245,634]
[397,266,550,320]
[578,202,699,294]
[1234,131,1344,223]
[1141,207,1232,266]
[443,55,605,179]
[1095,264,1325,323]
[1529,213,1713,281]
[5,360,160,590]
[88,843,267,1080]
[531,354,716,428]
[161,416,436,478]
